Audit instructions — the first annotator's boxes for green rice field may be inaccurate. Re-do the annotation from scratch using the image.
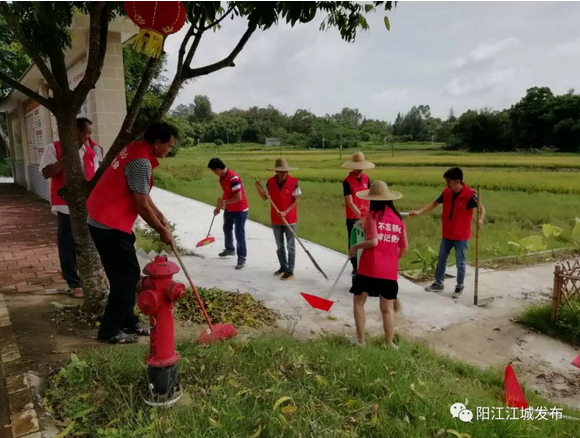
[155,144,580,271]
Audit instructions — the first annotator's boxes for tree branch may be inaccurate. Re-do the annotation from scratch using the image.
[47,48,69,94]
[71,2,109,110]
[184,25,255,79]
[203,5,236,31]
[0,1,62,96]
[0,70,53,110]
[177,25,195,69]
[184,14,207,68]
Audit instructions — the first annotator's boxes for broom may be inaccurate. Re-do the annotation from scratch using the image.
[170,242,238,345]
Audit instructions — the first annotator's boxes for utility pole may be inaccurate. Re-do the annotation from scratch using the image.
[339,123,343,160]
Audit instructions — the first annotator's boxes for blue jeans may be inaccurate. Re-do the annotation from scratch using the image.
[273,224,296,272]
[435,238,469,288]
[224,210,248,262]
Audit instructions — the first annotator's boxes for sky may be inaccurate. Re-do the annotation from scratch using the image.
[163,2,580,123]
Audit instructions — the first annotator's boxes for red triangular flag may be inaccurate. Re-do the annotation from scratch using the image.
[503,364,528,409]
[572,354,580,369]
[300,292,334,312]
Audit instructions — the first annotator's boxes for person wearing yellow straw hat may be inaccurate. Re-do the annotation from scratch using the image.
[342,151,374,278]
[347,181,408,349]
[255,158,302,280]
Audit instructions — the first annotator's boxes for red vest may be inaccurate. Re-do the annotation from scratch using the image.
[86,141,158,234]
[358,208,406,281]
[442,185,476,241]
[344,172,370,219]
[50,141,98,206]
[267,175,298,225]
[220,169,248,213]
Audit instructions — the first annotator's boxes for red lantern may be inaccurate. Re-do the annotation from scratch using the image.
[124,1,187,58]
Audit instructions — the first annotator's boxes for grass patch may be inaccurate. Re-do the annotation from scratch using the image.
[45,334,578,437]
[175,287,278,328]
[153,159,580,271]
[134,221,196,256]
[0,158,11,177]
[518,301,580,346]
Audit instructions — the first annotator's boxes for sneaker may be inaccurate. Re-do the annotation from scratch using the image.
[452,286,464,299]
[274,268,285,276]
[347,335,365,347]
[425,282,444,292]
[281,271,294,281]
[219,249,235,257]
[390,343,399,350]
[235,260,245,270]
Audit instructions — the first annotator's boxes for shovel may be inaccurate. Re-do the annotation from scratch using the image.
[196,215,216,248]
[473,186,494,307]
[301,256,350,312]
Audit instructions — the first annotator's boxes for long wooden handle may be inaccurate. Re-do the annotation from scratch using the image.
[325,257,351,299]
[255,177,328,280]
[474,186,481,304]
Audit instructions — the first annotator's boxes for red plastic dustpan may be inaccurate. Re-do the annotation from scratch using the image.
[300,292,334,311]
[503,364,528,409]
[301,257,350,312]
[572,354,580,369]
[196,236,215,247]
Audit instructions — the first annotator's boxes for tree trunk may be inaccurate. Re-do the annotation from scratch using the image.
[55,112,109,313]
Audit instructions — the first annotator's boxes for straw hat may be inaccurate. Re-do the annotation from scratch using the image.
[341,151,375,170]
[267,157,297,172]
[356,180,402,201]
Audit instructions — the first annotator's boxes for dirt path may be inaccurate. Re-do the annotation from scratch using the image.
[404,261,580,410]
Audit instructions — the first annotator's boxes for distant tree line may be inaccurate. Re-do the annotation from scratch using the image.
[126,51,580,154]
[441,87,580,153]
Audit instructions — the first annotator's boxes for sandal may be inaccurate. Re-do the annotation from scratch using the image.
[71,288,83,298]
[123,323,150,336]
[99,331,138,344]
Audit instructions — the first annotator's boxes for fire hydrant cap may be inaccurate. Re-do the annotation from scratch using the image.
[143,256,180,277]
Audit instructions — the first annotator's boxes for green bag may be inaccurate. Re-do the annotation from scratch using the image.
[349,221,365,268]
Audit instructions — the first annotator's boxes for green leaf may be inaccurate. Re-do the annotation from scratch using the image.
[571,218,580,241]
[384,16,391,31]
[248,424,262,438]
[209,418,220,428]
[281,405,297,414]
[72,407,96,419]
[54,422,75,438]
[273,396,292,410]
[315,375,328,385]
[346,399,358,409]
[446,430,471,438]
[542,223,564,238]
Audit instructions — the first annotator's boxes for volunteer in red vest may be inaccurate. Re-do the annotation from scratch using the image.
[86,122,177,345]
[39,117,103,299]
[208,158,249,270]
[409,167,485,298]
[255,158,302,281]
[348,181,407,349]
[342,151,374,277]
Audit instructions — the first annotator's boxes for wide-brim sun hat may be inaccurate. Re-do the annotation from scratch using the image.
[341,151,375,170]
[267,157,297,171]
[356,180,403,201]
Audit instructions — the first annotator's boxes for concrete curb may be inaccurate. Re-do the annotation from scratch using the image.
[0,294,43,438]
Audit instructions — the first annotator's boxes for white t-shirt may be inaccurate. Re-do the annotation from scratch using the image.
[39,143,103,215]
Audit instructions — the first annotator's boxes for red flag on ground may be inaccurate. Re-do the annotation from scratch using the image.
[572,354,580,369]
[503,364,528,409]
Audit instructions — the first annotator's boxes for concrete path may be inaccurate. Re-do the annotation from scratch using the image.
[144,187,482,337]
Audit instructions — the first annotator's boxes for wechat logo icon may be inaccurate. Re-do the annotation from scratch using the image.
[450,402,474,423]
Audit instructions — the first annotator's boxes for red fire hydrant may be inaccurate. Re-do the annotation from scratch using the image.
[137,255,186,406]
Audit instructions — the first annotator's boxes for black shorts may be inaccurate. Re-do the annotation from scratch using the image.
[349,273,398,300]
